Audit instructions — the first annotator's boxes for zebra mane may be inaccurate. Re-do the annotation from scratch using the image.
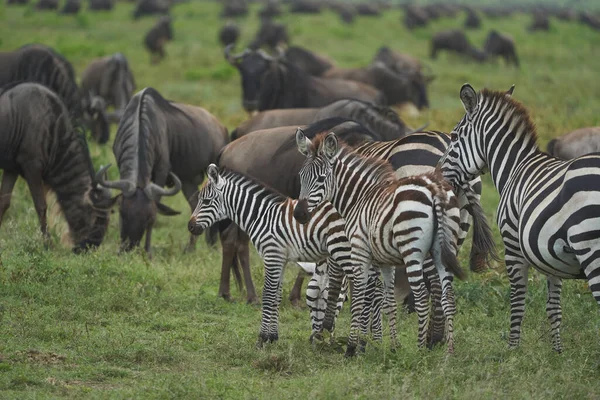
[218,167,289,204]
[480,88,538,145]
[311,133,397,185]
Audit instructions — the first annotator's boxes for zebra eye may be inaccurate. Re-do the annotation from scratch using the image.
[317,175,326,183]
[202,198,211,205]
[451,132,458,141]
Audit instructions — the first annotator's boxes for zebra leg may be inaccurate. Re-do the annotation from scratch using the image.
[505,253,530,349]
[269,267,286,343]
[380,266,398,351]
[323,258,345,333]
[369,272,384,342]
[257,259,284,348]
[405,261,429,348]
[306,260,328,342]
[546,276,563,353]
[346,261,369,358]
[424,257,445,348]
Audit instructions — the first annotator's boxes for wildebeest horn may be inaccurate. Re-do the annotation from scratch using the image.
[224,44,249,63]
[95,164,136,197]
[407,122,429,134]
[256,49,276,61]
[144,172,182,200]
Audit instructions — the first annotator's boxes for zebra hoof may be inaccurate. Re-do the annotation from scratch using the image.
[344,345,357,358]
[268,332,279,343]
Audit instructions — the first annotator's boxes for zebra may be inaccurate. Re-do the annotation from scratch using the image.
[439,83,600,352]
[188,164,354,346]
[295,130,496,349]
[293,131,467,356]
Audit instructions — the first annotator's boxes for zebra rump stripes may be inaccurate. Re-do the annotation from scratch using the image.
[440,83,600,352]
[188,164,353,346]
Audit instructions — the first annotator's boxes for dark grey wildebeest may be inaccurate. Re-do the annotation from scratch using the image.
[219,22,240,48]
[547,127,600,160]
[0,44,109,143]
[133,0,170,19]
[430,29,487,62]
[60,0,81,14]
[36,0,58,10]
[225,47,385,112]
[96,88,228,254]
[231,99,411,140]
[0,82,112,252]
[89,0,113,11]
[81,53,136,124]
[144,16,173,64]
[283,46,335,77]
[484,30,519,67]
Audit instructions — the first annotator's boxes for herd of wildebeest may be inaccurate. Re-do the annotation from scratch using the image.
[2,0,600,355]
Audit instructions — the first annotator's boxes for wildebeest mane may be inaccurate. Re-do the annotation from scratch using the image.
[258,59,310,111]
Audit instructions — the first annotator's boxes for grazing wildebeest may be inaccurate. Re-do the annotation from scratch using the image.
[289,0,321,14]
[373,46,425,75]
[431,29,487,62]
[547,127,600,160]
[484,30,519,67]
[221,0,248,18]
[403,5,429,30]
[250,19,288,50]
[144,16,173,64]
[323,61,429,108]
[60,0,80,14]
[283,45,334,77]
[579,12,600,31]
[36,0,58,10]
[0,44,109,143]
[464,8,481,29]
[355,3,380,16]
[219,22,240,48]
[133,0,169,19]
[332,3,355,24]
[81,53,136,123]
[89,0,113,11]
[258,0,281,19]
[0,83,112,252]
[528,12,550,31]
[232,99,410,140]
[225,47,385,112]
[96,88,228,254]
[7,0,29,4]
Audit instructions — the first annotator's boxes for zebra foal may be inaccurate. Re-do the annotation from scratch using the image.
[294,131,466,356]
[440,83,600,352]
[188,165,353,346]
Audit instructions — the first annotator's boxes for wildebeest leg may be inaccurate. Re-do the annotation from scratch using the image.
[22,164,49,241]
[236,230,259,304]
[182,181,199,252]
[289,272,305,308]
[0,171,18,227]
[144,226,153,258]
[218,222,237,301]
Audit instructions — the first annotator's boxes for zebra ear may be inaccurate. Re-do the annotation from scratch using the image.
[207,164,223,189]
[296,127,311,157]
[506,84,515,97]
[322,132,339,160]
[460,83,478,116]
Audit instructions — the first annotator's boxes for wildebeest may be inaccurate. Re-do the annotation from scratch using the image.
[430,29,487,62]
[0,82,112,252]
[96,88,228,254]
[289,0,321,14]
[528,12,550,32]
[232,99,411,140]
[373,46,425,76]
[323,61,429,108]
[579,12,600,31]
[144,16,173,64]
[250,19,288,50]
[403,5,429,30]
[219,22,240,48]
[355,3,380,16]
[0,44,109,143]
[7,0,30,4]
[547,127,600,160]
[258,0,281,19]
[283,45,334,76]
[333,3,355,24]
[221,0,248,18]
[133,0,169,19]
[60,0,80,14]
[81,53,136,123]
[484,30,519,67]
[464,8,481,29]
[89,0,113,11]
[36,0,58,10]
[225,47,385,112]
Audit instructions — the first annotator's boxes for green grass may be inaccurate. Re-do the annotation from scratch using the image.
[1,1,600,398]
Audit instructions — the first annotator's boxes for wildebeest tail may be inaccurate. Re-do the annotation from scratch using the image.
[432,187,466,280]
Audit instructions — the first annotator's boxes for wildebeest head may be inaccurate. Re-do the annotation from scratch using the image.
[225,45,276,112]
[82,94,110,144]
[95,164,181,252]
[73,182,113,253]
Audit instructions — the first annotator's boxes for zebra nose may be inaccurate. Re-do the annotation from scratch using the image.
[188,218,197,233]
[293,199,310,224]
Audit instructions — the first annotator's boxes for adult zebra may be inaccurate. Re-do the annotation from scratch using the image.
[440,83,600,352]
[294,132,467,356]
[188,165,354,347]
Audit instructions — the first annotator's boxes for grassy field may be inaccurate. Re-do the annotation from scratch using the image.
[1,1,600,398]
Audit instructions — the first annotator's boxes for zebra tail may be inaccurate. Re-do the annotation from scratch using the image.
[433,190,466,281]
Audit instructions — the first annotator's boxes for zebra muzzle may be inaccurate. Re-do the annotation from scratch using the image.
[188,218,203,235]
[293,199,311,224]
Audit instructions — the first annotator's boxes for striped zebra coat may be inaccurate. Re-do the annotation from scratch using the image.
[188,165,353,346]
[440,84,600,352]
[294,132,466,356]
